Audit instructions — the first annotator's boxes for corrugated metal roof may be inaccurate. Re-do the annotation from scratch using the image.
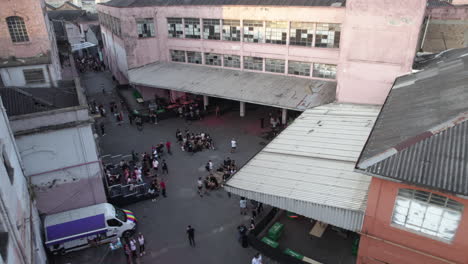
[102,0,346,8]
[359,48,468,162]
[365,120,468,196]
[129,62,337,111]
[225,103,380,231]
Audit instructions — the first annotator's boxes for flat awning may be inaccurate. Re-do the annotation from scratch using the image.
[224,103,381,232]
[71,42,96,52]
[128,62,337,111]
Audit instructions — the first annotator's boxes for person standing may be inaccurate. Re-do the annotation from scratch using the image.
[152,158,159,172]
[215,105,220,117]
[124,244,133,264]
[162,160,168,174]
[128,113,134,125]
[197,177,203,197]
[231,138,237,153]
[166,141,172,155]
[252,253,262,264]
[129,238,138,258]
[240,197,247,215]
[160,179,167,197]
[186,225,196,247]
[137,233,145,256]
[100,122,105,136]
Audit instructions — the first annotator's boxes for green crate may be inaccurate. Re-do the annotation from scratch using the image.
[284,248,304,260]
[268,222,284,241]
[261,237,279,249]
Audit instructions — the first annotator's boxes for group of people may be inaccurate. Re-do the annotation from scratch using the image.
[75,55,104,73]
[123,233,145,264]
[176,103,203,121]
[176,128,215,153]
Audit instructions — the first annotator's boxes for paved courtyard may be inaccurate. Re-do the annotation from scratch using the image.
[53,71,272,264]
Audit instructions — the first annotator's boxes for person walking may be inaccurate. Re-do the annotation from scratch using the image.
[197,177,203,197]
[162,160,168,174]
[160,179,167,197]
[231,138,237,153]
[100,122,105,136]
[137,233,145,256]
[152,158,159,172]
[166,140,172,155]
[124,244,133,264]
[252,253,262,264]
[240,197,247,215]
[205,160,213,173]
[129,238,138,258]
[186,225,196,247]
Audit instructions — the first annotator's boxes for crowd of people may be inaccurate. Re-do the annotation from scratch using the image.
[176,128,215,153]
[75,55,104,73]
[176,103,204,121]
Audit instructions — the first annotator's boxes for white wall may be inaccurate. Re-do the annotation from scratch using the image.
[0,64,56,88]
[0,100,46,264]
[65,22,84,45]
[14,124,106,214]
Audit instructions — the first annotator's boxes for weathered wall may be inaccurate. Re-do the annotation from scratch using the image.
[453,0,468,5]
[0,100,47,264]
[14,124,106,214]
[422,6,468,52]
[0,63,56,87]
[336,0,427,105]
[358,177,468,264]
[101,26,129,83]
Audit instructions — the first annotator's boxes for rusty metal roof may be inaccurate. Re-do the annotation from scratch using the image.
[101,0,346,8]
[357,47,468,196]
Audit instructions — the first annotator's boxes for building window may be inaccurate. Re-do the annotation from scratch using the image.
[265,21,288,45]
[184,18,201,39]
[6,16,29,43]
[288,61,311,76]
[243,20,263,43]
[202,19,221,40]
[392,189,463,242]
[167,18,183,38]
[223,55,240,68]
[1,142,14,184]
[222,20,241,41]
[290,22,314,47]
[170,50,186,62]
[23,69,45,84]
[313,63,337,79]
[244,56,263,71]
[315,23,341,48]
[265,58,285,73]
[204,53,221,66]
[136,18,155,38]
[187,51,202,64]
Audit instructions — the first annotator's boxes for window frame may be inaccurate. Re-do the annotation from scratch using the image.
[312,63,337,79]
[167,18,183,38]
[136,18,155,38]
[170,50,186,63]
[243,20,264,43]
[204,53,221,66]
[222,19,241,42]
[184,18,201,39]
[187,51,202,64]
[290,22,315,47]
[315,23,341,48]
[23,68,46,84]
[202,19,221,40]
[265,21,288,45]
[288,61,311,77]
[265,58,285,73]
[223,54,241,68]
[243,56,263,71]
[6,16,30,43]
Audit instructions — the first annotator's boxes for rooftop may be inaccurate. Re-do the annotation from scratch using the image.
[357,47,468,196]
[225,103,380,231]
[0,53,51,69]
[48,10,98,22]
[0,81,79,116]
[101,0,346,8]
[129,62,337,111]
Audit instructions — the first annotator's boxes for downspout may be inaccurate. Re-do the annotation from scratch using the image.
[420,14,431,51]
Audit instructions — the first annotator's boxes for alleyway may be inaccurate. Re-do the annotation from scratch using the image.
[53,71,271,264]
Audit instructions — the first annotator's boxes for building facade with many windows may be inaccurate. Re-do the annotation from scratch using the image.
[97,0,426,112]
[0,0,61,88]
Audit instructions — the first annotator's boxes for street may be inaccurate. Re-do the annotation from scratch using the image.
[53,71,268,264]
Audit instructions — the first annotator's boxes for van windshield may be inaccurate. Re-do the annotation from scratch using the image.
[114,206,127,222]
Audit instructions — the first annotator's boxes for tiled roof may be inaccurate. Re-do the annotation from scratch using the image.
[101,0,346,8]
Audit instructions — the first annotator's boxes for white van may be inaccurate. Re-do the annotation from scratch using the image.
[44,203,137,255]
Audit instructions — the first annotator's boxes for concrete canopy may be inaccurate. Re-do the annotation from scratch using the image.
[128,62,337,111]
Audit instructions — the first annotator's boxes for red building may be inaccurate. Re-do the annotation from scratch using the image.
[356,48,468,264]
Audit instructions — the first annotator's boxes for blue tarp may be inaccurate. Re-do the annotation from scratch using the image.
[45,214,107,245]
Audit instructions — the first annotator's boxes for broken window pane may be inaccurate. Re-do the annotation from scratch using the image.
[265,21,287,45]
[391,188,463,242]
[315,23,341,48]
[170,50,186,62]
[265,58,285,73]
[136,18,155,38]
[223,55,240,68]
[205,53,221,66]
[184,18,201,39]
[313,63,337,79]
[187,51,202,64]
[288,61,311,76]
[167,18,183,38]
[203,19,221,40]
[222,19,241,41]
[243,56,263,71]
[290,22,314,47]
[243,20,263,43]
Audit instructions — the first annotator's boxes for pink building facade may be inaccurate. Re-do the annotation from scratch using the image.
[96,0,426,107]
[0,0,61,88]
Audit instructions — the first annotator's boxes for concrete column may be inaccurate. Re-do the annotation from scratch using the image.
[203,95,209,110]
[282,108,287,125]
[240,102,245,117]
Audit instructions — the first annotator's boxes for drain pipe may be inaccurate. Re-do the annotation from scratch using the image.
[420,14,431,51]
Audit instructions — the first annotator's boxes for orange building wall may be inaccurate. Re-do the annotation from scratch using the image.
[358,178,468,264]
